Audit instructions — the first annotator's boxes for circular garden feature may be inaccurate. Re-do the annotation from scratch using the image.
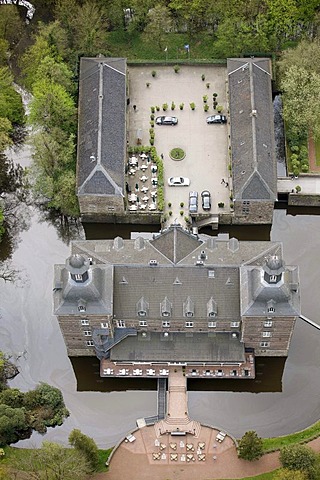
[169,147,185,161]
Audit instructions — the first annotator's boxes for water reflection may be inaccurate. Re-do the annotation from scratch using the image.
[1,208,320,448]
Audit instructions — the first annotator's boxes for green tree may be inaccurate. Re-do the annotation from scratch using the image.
[69,429,99,471]
[34,55,75,94]
[29,79,76,134]
[12,441,90,480]
[20,36,53,90]
[0,388,24,408]
[280,445,317,478]
[144,5,173,50]
[0,404,28,445]
[0,5,24,47]
[237,430,263,461]
[274,468,308,480]
[72,1,110,56]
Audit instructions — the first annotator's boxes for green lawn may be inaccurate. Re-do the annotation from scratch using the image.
[107,31,225,63]
[262,421,320,452]
[222,473,278,480]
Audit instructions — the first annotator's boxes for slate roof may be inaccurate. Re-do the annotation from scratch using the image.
[110,332,245,363]
[240,265,300,317]
[150,227,202,264]
[77,57,126,198]
[53,264,114,315]
[228,58,277,202]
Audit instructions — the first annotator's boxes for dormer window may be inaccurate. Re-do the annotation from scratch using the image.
[78,305,86,313]
[207,297,217,318]
[268,306,275,314]
[74,274,83,282]
[269,275,277,283]
[160,297,172,318]
[183,296,194,318]
[136,297,149,318]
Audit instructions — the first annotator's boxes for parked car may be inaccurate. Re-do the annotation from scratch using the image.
[168,177,190,186]
[201,190,211,211]
[206,114,227,124]
[189,191,198,214]
[155,116,178,125]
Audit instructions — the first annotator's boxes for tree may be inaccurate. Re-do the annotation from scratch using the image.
[29,79,76,134]
[237,430,263,461]
[12,441,90,480]
[144,6,173,50]
[280,445,317,478]
[274,468,308,480]
[69,429,99,471]
[0,5,24,47]
[0,404,29,445]
[20,36,53,90]
[34,56,75,95]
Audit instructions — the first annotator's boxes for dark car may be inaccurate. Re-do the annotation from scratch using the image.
[189,191,198,214]
[206,114,227,124]
[155,116,178,125]
[201,190,211,211]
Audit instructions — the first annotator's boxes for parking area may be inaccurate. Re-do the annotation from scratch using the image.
[127,65,230,225]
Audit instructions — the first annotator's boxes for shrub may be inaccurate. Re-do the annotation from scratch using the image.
[151,106,155,113]
[150,138,154,145]
[238,431,263,461]
[157,187,164,211]
[151,70,156,77]
[206,83,210,88]
[204,104,209,112]
[169,210,172,216]
[180,210,184,216]
[201,74,205,81]
[156,105,160,111]
[216,105,223,113]
[213,101,218,109]
[150,121,154,127]
[203,95,208,103]
[174,65,180,73]
[295,185,301,193]
[162,103,168,111]
[179,103,184,110]
[146,82,150,87]
[218,202,224,208]
[180,202,184,207]
[301,164,309,173]
[168,202,172,208]
[279,444,316,477]
[170,147,185,160]
[213,92,218,98]
[150,114,155,121]
[69,429,99,472]
[190,102,196,110]
[171,101,175,110]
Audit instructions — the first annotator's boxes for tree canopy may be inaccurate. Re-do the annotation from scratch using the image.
[237,430,263,461]
[280,445,318,478]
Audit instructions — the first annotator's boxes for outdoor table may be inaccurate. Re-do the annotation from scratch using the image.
[170,453,178,461]
[140,175,148,182]
[186,443,194,452]
[169,442,177,450]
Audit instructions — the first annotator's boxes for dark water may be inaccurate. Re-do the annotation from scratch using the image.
[1,207,320,448]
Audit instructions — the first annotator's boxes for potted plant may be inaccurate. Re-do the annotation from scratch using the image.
[146,82,150,87]
[201,74,205,81]
[203,95,208,103]
[179,103,184,110]
[150,114,155,120]
[169,210,173,216]
[206,82,210,89]
[151,70,156,77]
[218,202,224,208]
[174,65,180,73]
[213,92,218,98]
[213,101,218,109]
[162,103,168,111]
[171,101,176,110]
[180,210,184,216]
[156,105,160,111]
[190,102,196,110]
[168,202,172,208]
[216,105,223,113]
[204,104,209,112]
[180,202,184,207]
[151,106,155,113]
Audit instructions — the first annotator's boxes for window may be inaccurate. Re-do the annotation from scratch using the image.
[139,320,147,327]
[208,321,216,328]
[231,322,240,328]
[185,321,194,328]
[117,320,126,328]
[162,311,171,317]
[162,321,170,328]
[78,306,86,313]
[81,319,89,326]
[260,341,269,348]
[84,330,92,336]
[264,320,273,327]
[208,270,215,278]
[86,340,94,347]
[262,331,272,338]
[208,312,216,318]
[75,274,83,281]
[269,275,277,283]
[100,322,108,329]
[185,312,194,318]
[138,310,146,317]
[267,306,275,314]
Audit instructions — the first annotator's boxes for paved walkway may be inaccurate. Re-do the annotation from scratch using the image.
[91,435,320,480]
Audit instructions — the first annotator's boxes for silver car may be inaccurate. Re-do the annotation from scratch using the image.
[189,191,198,213]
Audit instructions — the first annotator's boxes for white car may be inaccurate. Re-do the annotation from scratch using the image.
[168,176,190,186]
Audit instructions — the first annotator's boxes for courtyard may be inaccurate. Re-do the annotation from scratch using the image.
[127,64,231,225]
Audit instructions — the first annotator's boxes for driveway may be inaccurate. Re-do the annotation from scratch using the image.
[128,65,230,226]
